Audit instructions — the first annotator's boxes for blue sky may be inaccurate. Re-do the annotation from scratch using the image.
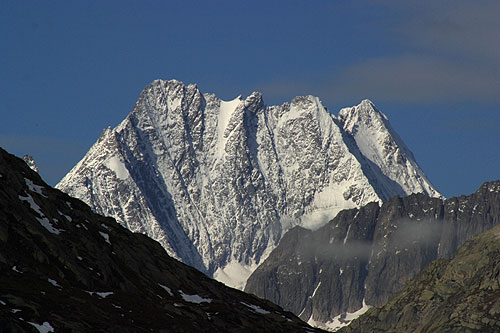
[1,0,499,197]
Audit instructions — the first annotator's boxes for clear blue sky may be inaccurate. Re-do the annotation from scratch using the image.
[1,0,499,198]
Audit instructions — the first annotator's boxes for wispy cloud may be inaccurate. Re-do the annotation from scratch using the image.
[257,1,500,106]
[329,55,500,103]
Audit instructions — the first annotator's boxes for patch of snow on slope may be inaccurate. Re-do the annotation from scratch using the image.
[311,282,321,298]
[241,301,270,314]
[25,178,47,197]
[99,231,111,245]
[158,283,174,296]
[308,298,372,332]
[85,291,113,298]
[47,278,61,288]
[301,184,358,230]
[28,321,54,333]
[179,290,212,304]
[215,96,241,158]
[213,260,259,290]
[19,194,62,234]
[104,156,129,180]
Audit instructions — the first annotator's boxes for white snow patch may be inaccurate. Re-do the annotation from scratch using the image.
[311,282,321,298]
[28,321,54,333]
[241,301,270,314]
[99,231,111,245]
[47,278,61,288]
[215,96,241,158]
[0,299,6,305]
[308,298,371,331]
[58,210,72,222]
[179,290,212,304]
[213,260,258,290]
[104,156,129,180]
[19,194,62,234]
[343,224,351,244]
[300,185,357,230]
[158,283,174,296]
[19,193,44,216]
[85,291,113,298]
[77,256,83,261]
[25,178,47,197]
[12,266,22,273]
[11,309,22,313]
[37,217,61,235]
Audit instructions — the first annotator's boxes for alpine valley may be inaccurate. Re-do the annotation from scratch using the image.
[56,79,440,292]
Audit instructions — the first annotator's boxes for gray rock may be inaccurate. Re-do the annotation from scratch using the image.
[245,182,500,328]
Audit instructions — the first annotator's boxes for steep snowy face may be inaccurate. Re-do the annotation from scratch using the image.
[57,79,440,288]
[338,100,441,198]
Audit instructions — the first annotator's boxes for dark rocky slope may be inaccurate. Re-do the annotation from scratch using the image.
[341,221,500,332]
[0,147,321,332]
[245,182,500,327]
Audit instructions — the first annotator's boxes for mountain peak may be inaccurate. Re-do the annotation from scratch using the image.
[57,79,441,288]
[338,99,441,199]
[22,154,38,173]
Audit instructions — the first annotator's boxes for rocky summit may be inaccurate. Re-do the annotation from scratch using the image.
[341,219,500,333]
[245,181,500,330]
[56,79,440,288]
[0,147,322,332]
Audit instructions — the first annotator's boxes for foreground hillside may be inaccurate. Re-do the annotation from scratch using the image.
[0,147,320,332]
[341,221,500,332]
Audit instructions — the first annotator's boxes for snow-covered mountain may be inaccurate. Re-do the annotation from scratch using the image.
[56,79,440,288]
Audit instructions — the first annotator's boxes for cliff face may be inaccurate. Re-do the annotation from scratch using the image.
[56,79,439,288]
[0,147,321,332]
[245,182,500,329]
[342,214,500,333]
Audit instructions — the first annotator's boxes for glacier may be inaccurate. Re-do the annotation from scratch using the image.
[56,79,440,288]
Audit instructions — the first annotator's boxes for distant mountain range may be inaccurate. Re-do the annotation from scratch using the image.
[0,146,321,332]
[245,181,500,330]
[341,196,500,332]
[56,79,440,288]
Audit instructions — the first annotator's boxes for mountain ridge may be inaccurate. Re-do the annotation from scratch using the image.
[340,198,500,332]
[245,180,500,330]
[56,79,440,288]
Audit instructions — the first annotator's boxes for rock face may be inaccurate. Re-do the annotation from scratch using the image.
[0,146,322,332]
[56,79,440,287]
[341,216,500,333]
[245,182,500,330]
[22,154,38,173]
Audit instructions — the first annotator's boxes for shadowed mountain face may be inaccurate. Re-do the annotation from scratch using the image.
[245,182,500,329]
[341,221,500,333]
[0,147,322,332]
